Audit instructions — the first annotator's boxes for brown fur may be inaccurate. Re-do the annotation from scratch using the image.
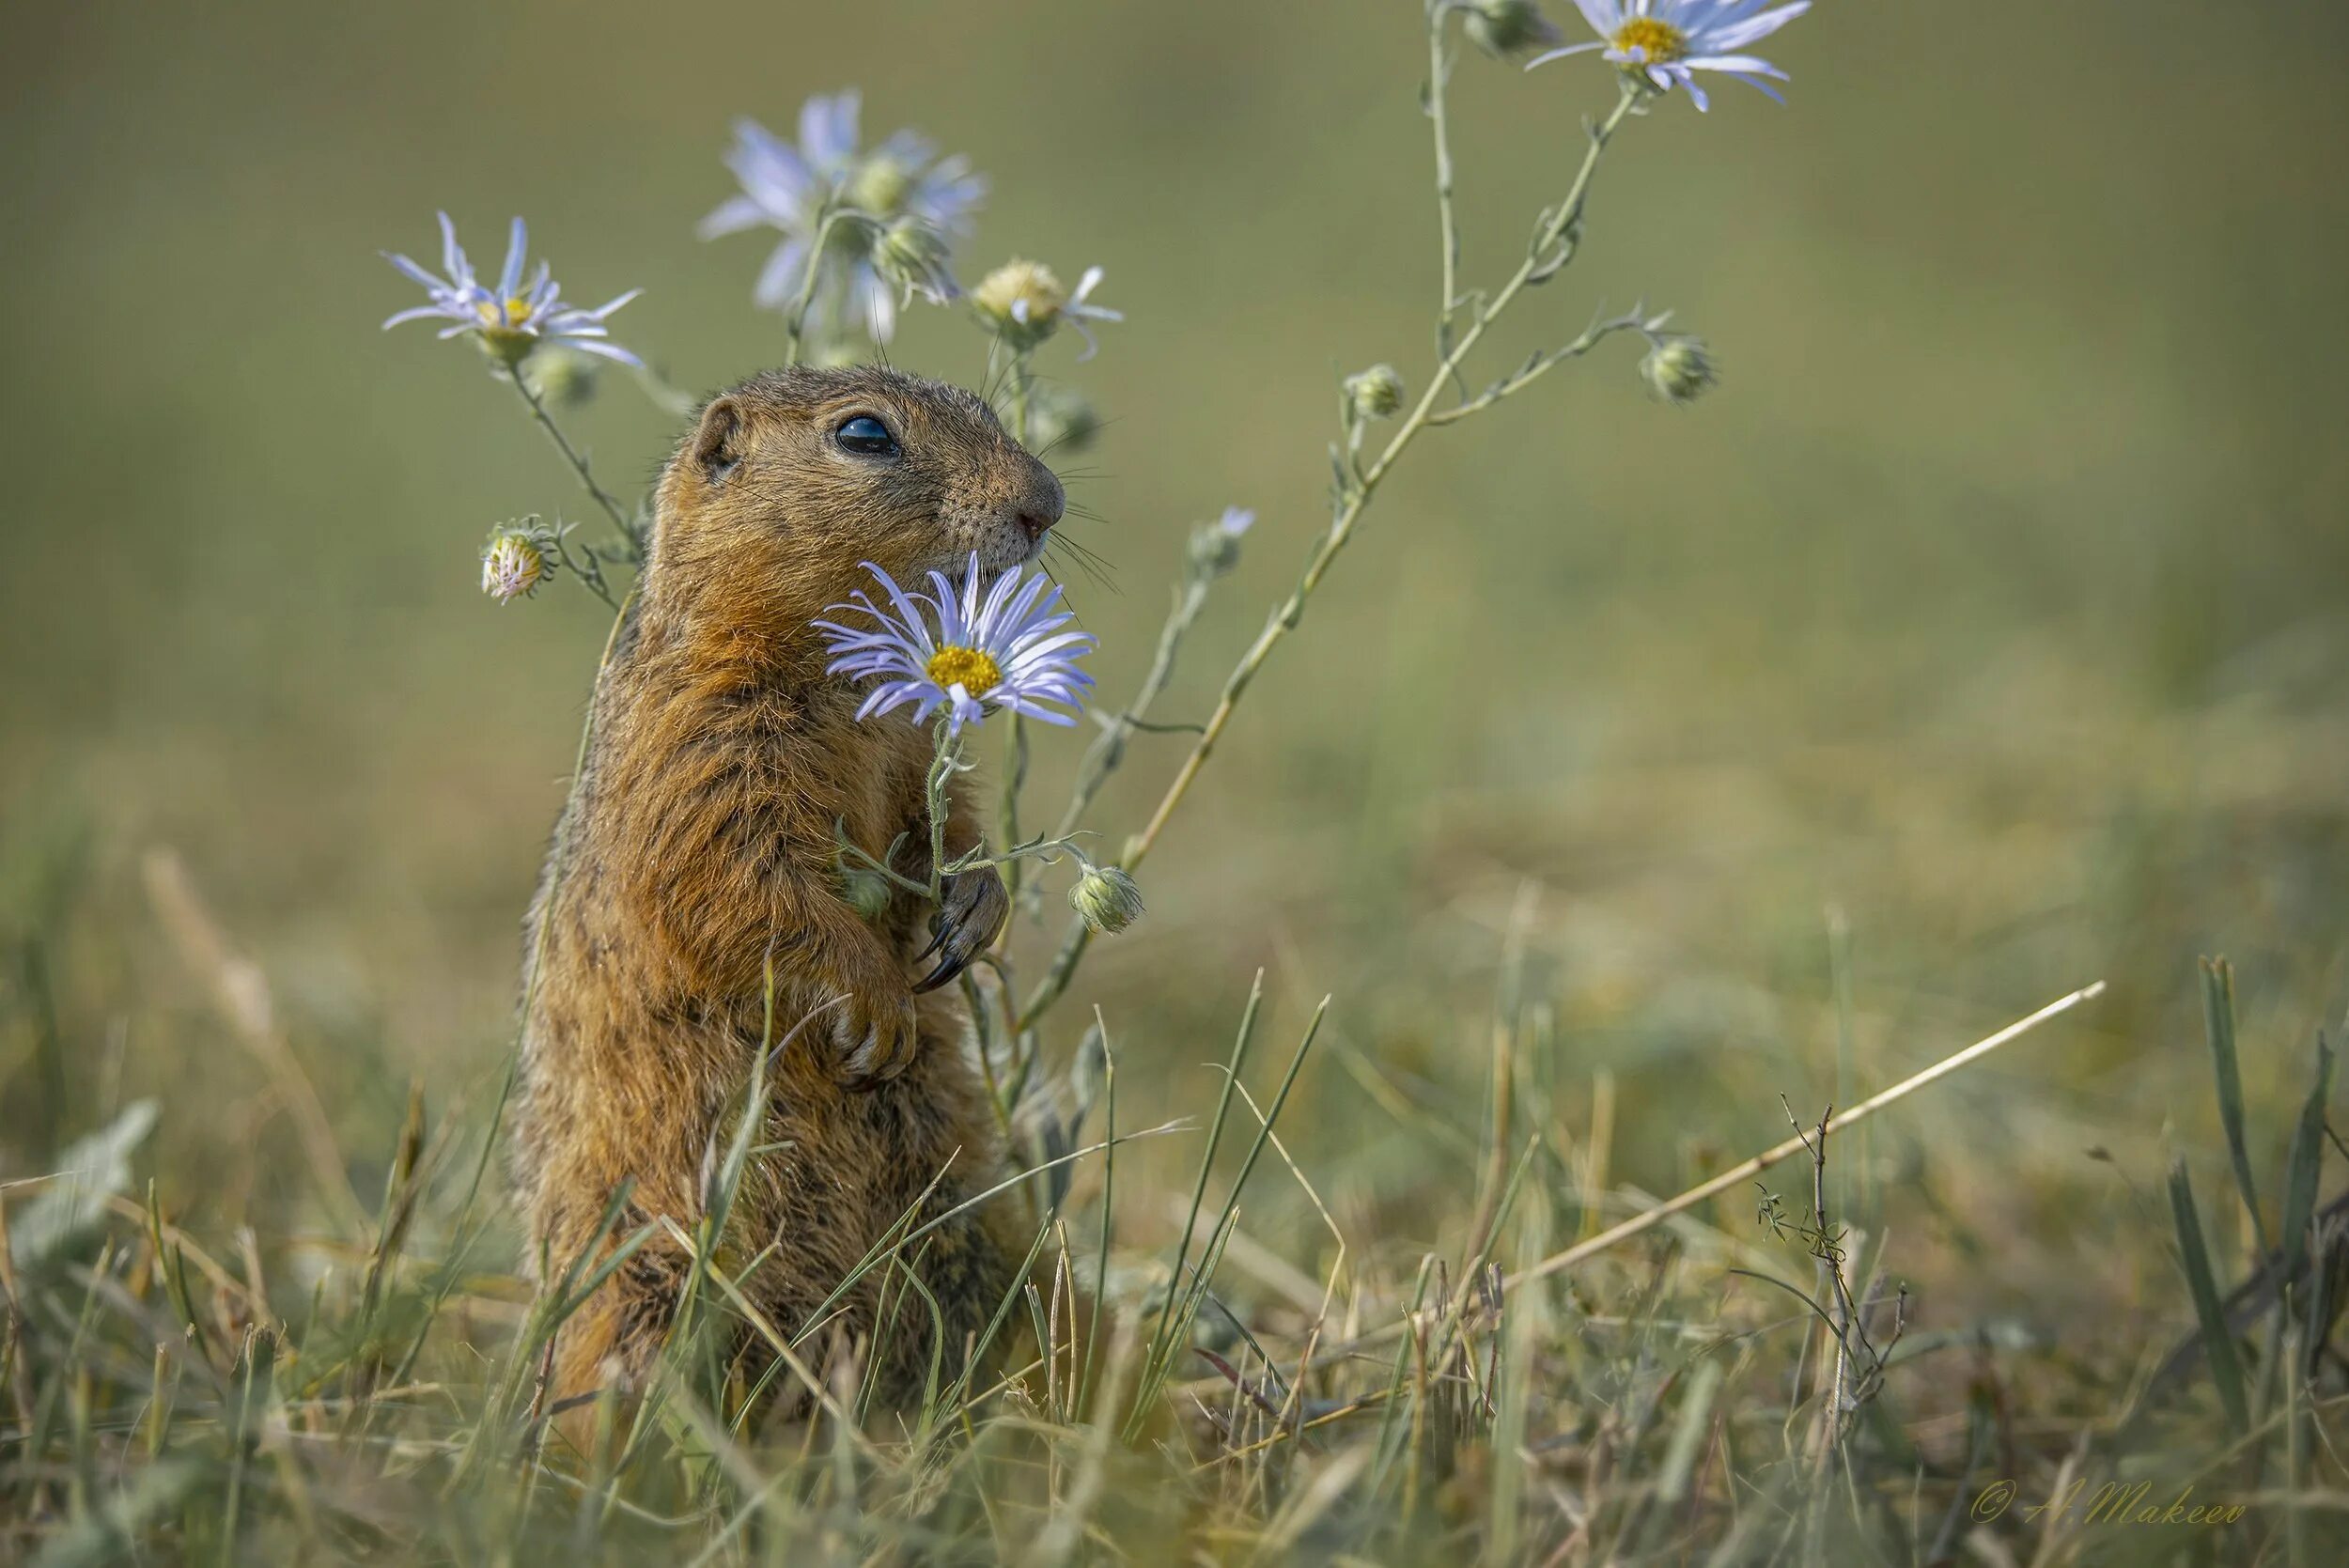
[509,365,1066,1420]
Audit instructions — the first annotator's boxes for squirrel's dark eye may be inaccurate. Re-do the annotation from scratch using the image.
[834,414,898,458]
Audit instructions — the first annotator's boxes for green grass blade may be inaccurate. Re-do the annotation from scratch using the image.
[2277,1032,2334,1298]
[2202,956,2272,1261]
[1145,971,1262,1377]
[2167,1157,2250,1435]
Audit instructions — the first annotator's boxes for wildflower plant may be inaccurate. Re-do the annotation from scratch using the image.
[382,213,642,368]
[372,0,1805,1124]
[816,556,1096,737]
[350,5,1856,1549]
[1531,0,1811,110]
[374,0,1813,1143]
[700,89,985,356]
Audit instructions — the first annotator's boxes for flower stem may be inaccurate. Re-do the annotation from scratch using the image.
[1051,570,1212,844]
[998,352,1035,909]
[925,720,959,900]
[1122,83,1640,876]
[1428,4,1464,343]
[783,206,848,368]
[1017,81,1643,1032]
[507,370,637,552]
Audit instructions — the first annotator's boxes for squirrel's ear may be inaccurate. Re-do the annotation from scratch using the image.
[692,396,745,485]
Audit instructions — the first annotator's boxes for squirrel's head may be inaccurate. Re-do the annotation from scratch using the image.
[651,366,1066,638]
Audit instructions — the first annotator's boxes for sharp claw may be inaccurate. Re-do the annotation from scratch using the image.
[913,917,952,964]
[913,947,972,994]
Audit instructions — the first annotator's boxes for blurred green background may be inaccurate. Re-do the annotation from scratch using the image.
[4,0,2347,1342]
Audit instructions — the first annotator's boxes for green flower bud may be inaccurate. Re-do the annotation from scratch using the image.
[874,217,956,307]
[837,863,894,921]
[521,345,600,410]
[1068,863,1145,935]
[1463,0,1563,59]
[1345,363,1405,421]
[1640,335,1718,407]
[1186,505,1256,578]
[1025,381,1101,457]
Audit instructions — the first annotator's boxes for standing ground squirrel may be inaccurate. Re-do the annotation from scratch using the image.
[510,365,1066,1413]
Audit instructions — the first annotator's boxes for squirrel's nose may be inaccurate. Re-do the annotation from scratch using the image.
[1014,465,1065,543]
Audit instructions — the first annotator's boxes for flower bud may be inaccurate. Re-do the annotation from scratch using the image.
[1187,505,1256,577]
[1068,863,1145,935]
[972,258,1067,349]
[479,522,555,604]
[874,216,957,306]
[521,345,599,410]
[837,863,894,921]
[1463,0,1563,58]
[1345,364,1405,421]
[1640,336,1718,407]
[1025,381,1101,457]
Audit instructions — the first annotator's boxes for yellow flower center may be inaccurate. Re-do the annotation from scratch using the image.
[1611,17,1688,62]
[474,297,535,333]
[926,644,1003,696]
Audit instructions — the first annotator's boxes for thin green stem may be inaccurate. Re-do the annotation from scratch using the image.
[926,720,960,900]
[1123,83,1640,874]
[783,206,850,367]
[1018,83,1644,1032]
[998,716,1029,906]
[1428,4,1463,342]
[507,370,636,551]
[1423,305,1652,426]
[998,353,1036,907]
[1051,573,1211,844]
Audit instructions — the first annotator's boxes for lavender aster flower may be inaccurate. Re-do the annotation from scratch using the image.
[816,556,1095,735]
[1528,0,1809,110]
[700,89,986,342]
[382,214,642,367]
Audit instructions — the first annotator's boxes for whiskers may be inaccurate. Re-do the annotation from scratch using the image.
[1042,524,1119,597]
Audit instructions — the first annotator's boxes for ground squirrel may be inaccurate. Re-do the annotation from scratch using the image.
[509,365,1066,1414]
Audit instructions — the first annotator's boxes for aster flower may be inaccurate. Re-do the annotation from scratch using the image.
[699,89,986,342]
[816,556,1095,735]
[382,214,642,368]
[1529,0,1808,110]
[971,260,1122,360]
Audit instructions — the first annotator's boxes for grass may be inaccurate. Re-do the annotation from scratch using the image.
[3,836,2344,1561]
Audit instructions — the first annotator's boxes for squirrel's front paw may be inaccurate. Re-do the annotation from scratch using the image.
[912,865,1008,994]
[832,986,920,1086]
